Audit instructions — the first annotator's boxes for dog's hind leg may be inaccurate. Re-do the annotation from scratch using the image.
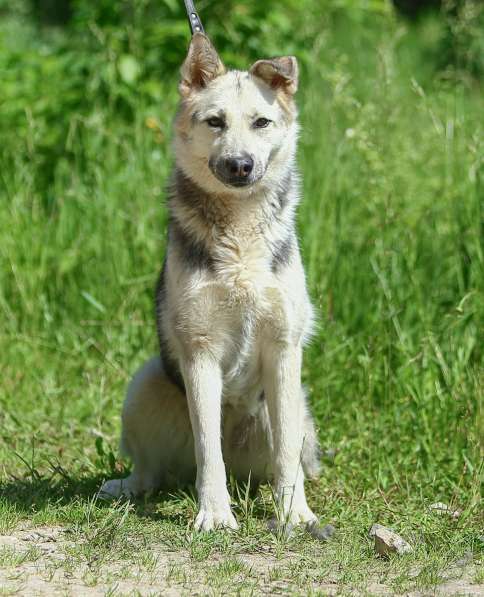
[222,390,321,487]
[301,391,322,480]
[100,356,196,499]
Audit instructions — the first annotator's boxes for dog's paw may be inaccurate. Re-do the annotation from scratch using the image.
[276,484,317,525]
[306,521,336,542]
[98,478,135,500]
[275,491,318,525]
[194,502,238,531]
[288,505,318,525]
[278,506,317,526]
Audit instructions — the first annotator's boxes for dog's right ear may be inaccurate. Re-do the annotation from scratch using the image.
[179,33,226,96]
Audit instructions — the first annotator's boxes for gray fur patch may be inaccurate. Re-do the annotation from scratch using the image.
[155,263,185,392]
[306,522,336,542]
[170,219,214,271]
[271,234,294,273]
[170,168,209,214]
[275,171,293,211]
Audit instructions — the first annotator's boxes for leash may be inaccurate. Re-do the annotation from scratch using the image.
[183,0,205,35]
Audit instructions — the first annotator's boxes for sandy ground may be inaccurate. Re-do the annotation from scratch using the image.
[0,526,482,596]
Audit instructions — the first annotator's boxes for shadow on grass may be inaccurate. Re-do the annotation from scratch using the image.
[0,468,199,522]
[0,467,271,528]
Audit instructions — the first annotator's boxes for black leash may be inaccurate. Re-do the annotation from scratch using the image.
[183,0,205,35]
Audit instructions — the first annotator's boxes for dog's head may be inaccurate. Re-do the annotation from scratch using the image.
[174,34,299,195]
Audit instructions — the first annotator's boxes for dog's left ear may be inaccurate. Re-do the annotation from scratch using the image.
[249,56,299,95]
[179,33,226,96]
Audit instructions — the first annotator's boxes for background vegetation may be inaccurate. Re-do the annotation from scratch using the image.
[0,0,482,593]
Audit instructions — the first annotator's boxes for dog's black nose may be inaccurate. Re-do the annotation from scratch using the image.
[224,155,254,178]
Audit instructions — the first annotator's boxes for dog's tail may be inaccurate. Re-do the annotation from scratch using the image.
[301,390,322,480]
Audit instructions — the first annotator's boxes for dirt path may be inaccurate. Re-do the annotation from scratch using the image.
[1,526,482,596]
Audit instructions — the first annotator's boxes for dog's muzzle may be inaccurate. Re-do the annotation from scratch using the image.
[210,154,256,188]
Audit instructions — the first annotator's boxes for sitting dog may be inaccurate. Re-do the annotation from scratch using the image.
[101,33,321,531]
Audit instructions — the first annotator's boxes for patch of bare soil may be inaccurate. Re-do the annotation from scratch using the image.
[0,527,184,596]
[0,527,482,596]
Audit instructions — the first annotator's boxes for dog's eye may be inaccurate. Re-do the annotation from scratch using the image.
[253,118,271,129]
[206,117,225,129]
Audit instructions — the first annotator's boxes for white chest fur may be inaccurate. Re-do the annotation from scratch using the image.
[168,243,308,408]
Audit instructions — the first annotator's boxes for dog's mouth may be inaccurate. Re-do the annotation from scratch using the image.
[221,177,256,188]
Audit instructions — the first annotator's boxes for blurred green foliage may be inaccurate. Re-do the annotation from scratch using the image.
[0,0,482,195]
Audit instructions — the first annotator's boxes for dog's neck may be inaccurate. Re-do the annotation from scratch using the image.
[169,166,298,240]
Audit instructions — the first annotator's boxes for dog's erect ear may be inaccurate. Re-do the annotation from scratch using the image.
[179,33,226,96]
[249,56,299,95]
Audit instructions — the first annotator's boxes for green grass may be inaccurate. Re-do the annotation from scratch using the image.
[0,3,483,594]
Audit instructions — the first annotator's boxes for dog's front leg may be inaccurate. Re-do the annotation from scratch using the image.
[181,354,238,531]
[263,343,317,525]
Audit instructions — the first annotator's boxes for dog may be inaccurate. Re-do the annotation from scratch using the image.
[100,33,322,532]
